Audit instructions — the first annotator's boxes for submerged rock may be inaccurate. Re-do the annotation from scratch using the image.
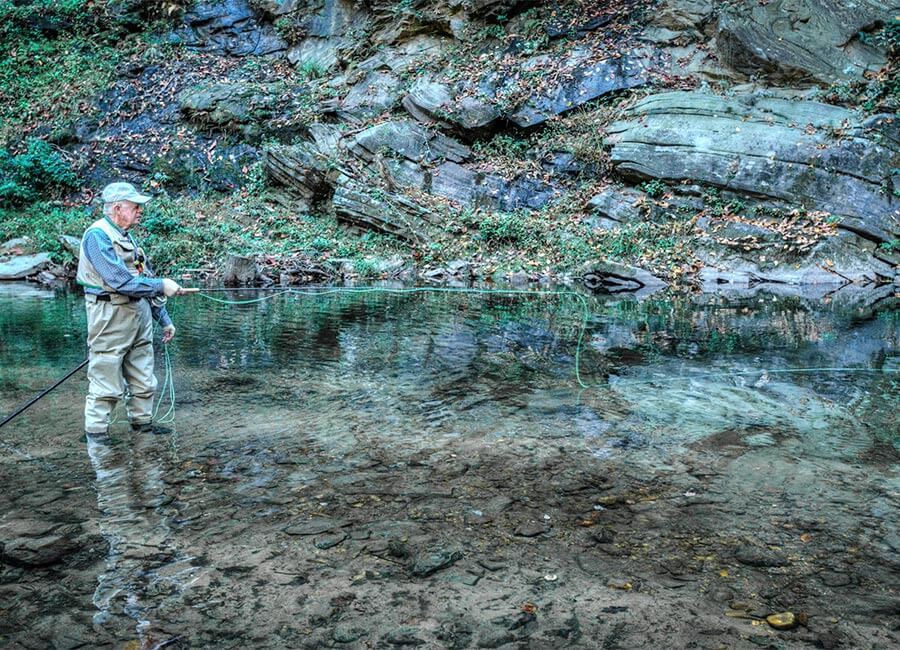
[0,532,81,567]
[734,544,789,568]
[409,547,463,577]
[283,517,344,536]
[766,611,798,630]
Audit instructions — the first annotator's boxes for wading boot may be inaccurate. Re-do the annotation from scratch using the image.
[131,422,172,435]
[83,430,114,444]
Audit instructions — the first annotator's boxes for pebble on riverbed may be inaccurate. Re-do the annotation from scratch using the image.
[766,612,797,630]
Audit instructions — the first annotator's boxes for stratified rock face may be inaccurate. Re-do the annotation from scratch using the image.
[349,120,471,165]
[179,82,280,130]
[652,0,714,33]
[509,55,648,128]
[265,142,337,211]
[286,0,369,70]
[403,51,648,130]
[338,71,404,120]
[716,0,895,83]
[349,120,556,211]
[178,0,288,56]
[607,91,900,243]
[332,177,431,243]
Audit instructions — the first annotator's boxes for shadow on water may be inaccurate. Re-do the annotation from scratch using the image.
[0,284,897,648]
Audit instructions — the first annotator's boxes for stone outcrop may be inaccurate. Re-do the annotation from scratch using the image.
[266,120,560,239]
[403,50,649,130]
[285,0,368,70]
[607,91,900,247]
[177,0,288,56]
[651,0,714,35]
[265,141,339,211]
[179,82,280,133]
[348,120,557,211]
[338,71,404,120]
[332,177,431,243]
[715,0,896,83]
[697,230,895,288]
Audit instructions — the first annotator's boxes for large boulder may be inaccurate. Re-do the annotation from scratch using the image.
[715,0,895,83]
[0,253,52,280]
[606,91,900,246]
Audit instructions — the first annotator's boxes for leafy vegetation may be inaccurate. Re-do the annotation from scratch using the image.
[0,1,128,143]
[0,202,91,262]
[136,194,404,276]
[859,18,900,58]
[0,139,78,206]
[638,179,667,198]
[477,210,537,246]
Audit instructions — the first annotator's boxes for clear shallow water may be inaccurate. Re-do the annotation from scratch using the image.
[0,284,897,648]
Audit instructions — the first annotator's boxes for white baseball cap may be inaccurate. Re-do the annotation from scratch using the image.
[101,181,152,204]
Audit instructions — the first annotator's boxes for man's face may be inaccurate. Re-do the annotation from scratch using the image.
[114,201,143,230]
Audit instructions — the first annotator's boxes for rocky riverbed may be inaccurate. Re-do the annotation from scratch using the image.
[1,285,897,648]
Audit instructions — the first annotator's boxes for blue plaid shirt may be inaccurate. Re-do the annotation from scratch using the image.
[82,227,173,328]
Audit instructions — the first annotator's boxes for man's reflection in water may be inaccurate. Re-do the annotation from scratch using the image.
[86,432,185,643]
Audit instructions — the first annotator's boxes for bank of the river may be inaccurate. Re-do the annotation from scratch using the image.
[1,1,897,295]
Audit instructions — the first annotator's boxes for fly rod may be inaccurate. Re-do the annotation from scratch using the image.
[0,358,89,429]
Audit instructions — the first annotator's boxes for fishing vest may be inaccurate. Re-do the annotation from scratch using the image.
[76,216,146,299]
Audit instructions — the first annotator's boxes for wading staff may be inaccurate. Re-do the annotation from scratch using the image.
[0,358,89,429]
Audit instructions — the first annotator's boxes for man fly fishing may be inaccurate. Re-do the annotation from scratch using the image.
[77,181,186,439]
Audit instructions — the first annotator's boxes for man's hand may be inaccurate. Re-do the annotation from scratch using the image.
[162,324,176,344]
[162,278,183,297]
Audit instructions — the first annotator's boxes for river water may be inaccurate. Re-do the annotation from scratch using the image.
[0,283,897,649]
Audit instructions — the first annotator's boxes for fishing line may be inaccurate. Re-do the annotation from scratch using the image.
[150,285,898,422]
